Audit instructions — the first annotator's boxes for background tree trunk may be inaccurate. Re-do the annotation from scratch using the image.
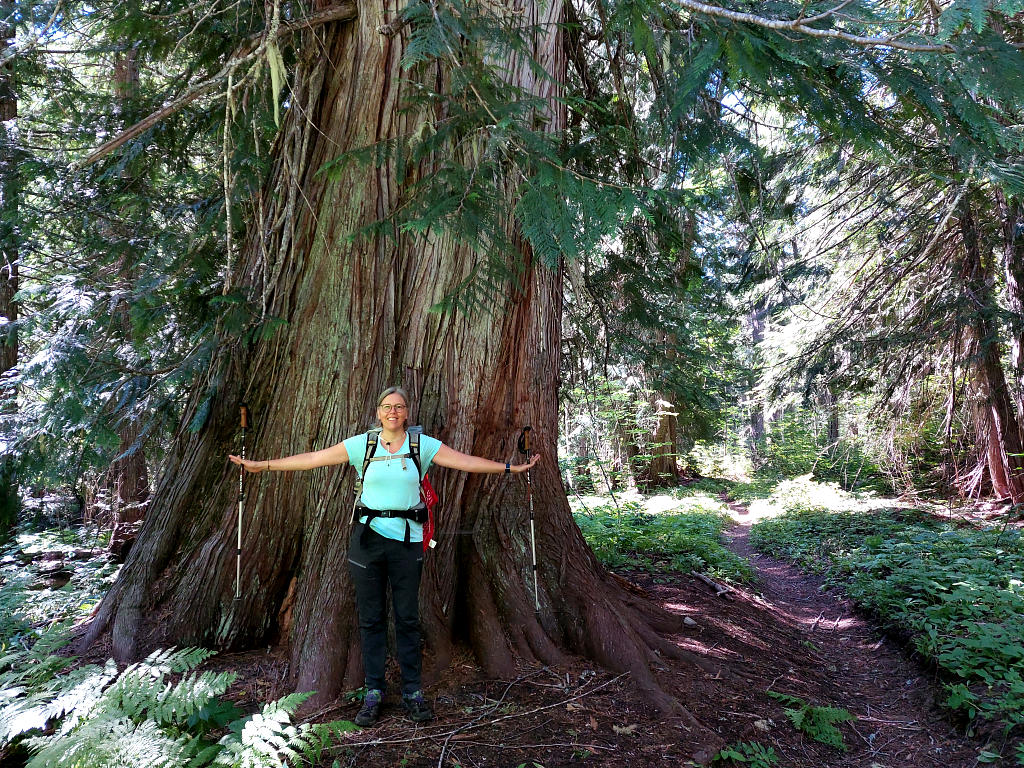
[823,386,840,448]
[747,301,765,466]
[645,395,681,487]
[0,4,19,542]
[82,2,718,753]
[995,189,1024,417]
[959,197,1024,502]
[104,49,150,560]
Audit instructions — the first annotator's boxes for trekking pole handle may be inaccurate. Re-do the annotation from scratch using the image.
[517,426,532,455]
[240,404,248,429]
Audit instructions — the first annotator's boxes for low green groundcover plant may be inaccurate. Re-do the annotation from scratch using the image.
[0,529,356,767]
[0,635,356,767]
[574,501,752,583]
[751,506,1024,748]
[766,691,855,751]
[710,740,779,767]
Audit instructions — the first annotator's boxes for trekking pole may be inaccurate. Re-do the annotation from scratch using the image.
[518,426,540,615]
[235,403,248,600]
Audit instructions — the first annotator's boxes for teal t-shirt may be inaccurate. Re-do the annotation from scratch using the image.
[344,431,442,542]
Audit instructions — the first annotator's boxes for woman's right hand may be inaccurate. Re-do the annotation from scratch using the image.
[229,455,269,473]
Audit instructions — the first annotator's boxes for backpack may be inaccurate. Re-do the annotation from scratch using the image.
[352,426,438,552]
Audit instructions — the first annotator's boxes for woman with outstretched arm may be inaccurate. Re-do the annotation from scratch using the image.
[229,385,539,726]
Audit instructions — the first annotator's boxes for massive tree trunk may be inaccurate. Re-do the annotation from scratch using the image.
[959,197,1024,502]
[83,1,718,754]
[0,6,19,541]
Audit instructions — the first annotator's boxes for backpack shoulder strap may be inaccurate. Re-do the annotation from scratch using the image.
[408,431,422,479]
[359,428,381,480]
[351,429,380,524]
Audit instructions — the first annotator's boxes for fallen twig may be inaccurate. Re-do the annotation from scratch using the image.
[691,570,734,599]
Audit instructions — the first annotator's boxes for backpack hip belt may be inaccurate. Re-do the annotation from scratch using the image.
[354,502,429,525]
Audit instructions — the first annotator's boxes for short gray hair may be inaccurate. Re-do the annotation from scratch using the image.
[376,386,410,408]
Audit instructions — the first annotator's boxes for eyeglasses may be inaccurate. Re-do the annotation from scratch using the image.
[379,404,408,413]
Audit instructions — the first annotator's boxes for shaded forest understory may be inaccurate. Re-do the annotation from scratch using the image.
[4,476,1022,767]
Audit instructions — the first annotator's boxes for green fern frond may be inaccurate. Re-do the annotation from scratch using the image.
[212,691,355,768]
[98,648,229,728]
[25,716,195,768]
[767,690,856,751]
[43,661,119,735]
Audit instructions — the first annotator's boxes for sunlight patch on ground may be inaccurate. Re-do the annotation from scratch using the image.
[733,475,901,525]
[570,489,728,516]
[569,476,908,528]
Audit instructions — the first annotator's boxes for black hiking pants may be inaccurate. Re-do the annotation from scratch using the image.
[348,523,424,695]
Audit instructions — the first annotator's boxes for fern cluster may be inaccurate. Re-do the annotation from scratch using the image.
[0,642,355,768]
[766,691,856,751]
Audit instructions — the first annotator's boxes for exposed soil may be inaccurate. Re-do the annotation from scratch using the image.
[72,497,990,767]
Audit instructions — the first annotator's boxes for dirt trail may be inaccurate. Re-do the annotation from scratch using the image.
[716,499,983,767]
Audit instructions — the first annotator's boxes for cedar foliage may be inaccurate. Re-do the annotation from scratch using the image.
[7,0,1024,497]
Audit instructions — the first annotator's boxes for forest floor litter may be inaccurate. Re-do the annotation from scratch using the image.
[162,492,993,768]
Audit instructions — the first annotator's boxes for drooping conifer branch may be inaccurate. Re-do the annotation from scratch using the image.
[79,1,357,167]
[671,0,956,53]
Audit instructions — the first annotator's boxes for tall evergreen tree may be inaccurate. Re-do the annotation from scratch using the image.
[81,0,722,752]
[0,0,18,541]
[2,0,1015,749]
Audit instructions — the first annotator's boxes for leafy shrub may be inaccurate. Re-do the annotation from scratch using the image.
[0,528,120,647]
[752,507,1024,742]
[673,477,734,497]
[1,528,356,767]
[574,503,752,583]
[728,476,782,504]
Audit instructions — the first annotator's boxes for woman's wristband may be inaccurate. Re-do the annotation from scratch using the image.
[505,462,510,474]
[266,461,271,471]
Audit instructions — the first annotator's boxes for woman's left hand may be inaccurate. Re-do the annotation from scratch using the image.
[510,453,541,473]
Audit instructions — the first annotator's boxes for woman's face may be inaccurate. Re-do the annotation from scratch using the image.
[378,393,408,431]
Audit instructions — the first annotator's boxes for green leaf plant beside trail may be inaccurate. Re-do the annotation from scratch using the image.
[747,478,1024,760]
[0,521,359,768]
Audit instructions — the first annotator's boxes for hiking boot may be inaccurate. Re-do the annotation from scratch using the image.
[402,690,434,722]
[354,688,382,727]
